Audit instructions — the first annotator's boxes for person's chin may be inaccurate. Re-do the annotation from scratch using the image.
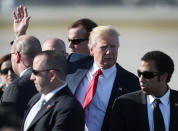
[70,50,76,53]
[104,61,115,68]
[141,86,149,95]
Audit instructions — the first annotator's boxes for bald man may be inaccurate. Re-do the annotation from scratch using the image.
[1,35,42,118]
[42,38,68,56]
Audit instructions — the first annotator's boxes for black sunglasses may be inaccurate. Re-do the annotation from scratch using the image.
[32,68,60,75]
[137,70,161,79]
[0,67,14,75]
[68,38,88,45]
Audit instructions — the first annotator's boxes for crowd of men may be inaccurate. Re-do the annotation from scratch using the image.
[0,5,177,131]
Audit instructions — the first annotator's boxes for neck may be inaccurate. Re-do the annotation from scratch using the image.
[155,85,168,98]
[43,81,64,95]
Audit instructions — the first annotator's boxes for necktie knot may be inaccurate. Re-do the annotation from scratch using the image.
[96,69,102,76]
[155,99,161,106]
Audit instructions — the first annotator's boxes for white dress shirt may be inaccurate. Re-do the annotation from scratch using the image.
[20,67,32,77]
[147,89,170,131]
[24,83,66,131]
[75,63,117,131]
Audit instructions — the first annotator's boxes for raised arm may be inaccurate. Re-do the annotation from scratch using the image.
[13,5,31,39]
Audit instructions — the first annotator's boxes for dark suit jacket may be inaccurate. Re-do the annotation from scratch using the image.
[67,53,140,131]
[111,89,178,131]
[0,68,37,118]
[23,86,85,131]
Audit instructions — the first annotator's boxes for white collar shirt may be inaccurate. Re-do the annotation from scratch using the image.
[75,63,117,131]
[20,67,32,77]
[41,83,66,103]
[147,88,170,131]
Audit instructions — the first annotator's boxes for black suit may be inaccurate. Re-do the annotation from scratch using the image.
[67,53,140,131]
[1,68,37,118]
[23,86,85,131]
[111,89,178,131]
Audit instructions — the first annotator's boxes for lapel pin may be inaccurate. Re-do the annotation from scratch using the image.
[118,88,122,91]
[174,103,178,107]
[47,105,51,110]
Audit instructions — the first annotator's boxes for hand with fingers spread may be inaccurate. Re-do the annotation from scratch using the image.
[13,5,31,39]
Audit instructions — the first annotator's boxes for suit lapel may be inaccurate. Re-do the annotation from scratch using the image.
[28,99,56,129]
[24,96,40,120]
[70,69,89,94]
[67,59,93,94]
[169,89,178,131]
[27,87,70,130]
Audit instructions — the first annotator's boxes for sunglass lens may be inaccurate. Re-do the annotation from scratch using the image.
[0,68,13,75]
[1,69,8,75]
[137,70,158,79]
[137,70,141,77]
[32,70,38,75]
[143,72,154,79]
[68,39,87,45]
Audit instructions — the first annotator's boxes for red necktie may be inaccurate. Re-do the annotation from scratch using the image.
[83,69,102,109]
[154,99,165,131]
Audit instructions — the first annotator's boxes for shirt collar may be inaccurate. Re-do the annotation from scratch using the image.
[148,87,170,106]
[92,63,116,78]
[20,67,32,77]
[41,83,67,102]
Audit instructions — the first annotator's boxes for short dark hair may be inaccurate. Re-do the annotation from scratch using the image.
[0,54,11,71]
[35,51,67,81]
[141,50,174,83]
[69,18,98,38]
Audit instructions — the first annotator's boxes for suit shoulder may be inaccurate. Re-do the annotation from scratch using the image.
[67,53,92,63]
[57,94,82,109]
[117,64,138,80]
[170,89,178,100]
[113,90,143,110]
[118,90,142,100]
[116,64,140,91]
[54,92,83,114]
[171,89,178,94]
[28,93,41,105]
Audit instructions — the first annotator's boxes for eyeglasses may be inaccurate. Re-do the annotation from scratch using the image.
[32,68,60,75]
[11,51,19,55]
[137,70,161,79]
[10,52,16,55]
[68,38,88,45]
[0,67,14,75]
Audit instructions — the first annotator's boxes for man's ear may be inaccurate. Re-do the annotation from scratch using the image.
[160,72,168,83]
[89,47,94,56]
[49,70,56,83]
[16,52,21,63]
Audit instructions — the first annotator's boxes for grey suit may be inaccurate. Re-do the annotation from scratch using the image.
[111,89,178,131]
[1,68,37,118]
[67,53,140,131]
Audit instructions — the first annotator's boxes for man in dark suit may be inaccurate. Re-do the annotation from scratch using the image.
[111,51,178,131]
[67,25,140,131]
[23,51,84,131]
[1,35,41,118]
